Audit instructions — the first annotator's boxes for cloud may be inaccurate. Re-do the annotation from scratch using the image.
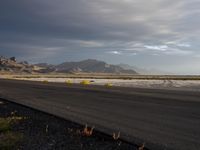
[0,0,200,73]
[69,40,104,48]
[107,51,122,55]
[144,45,168,51]
[143,44,192,55]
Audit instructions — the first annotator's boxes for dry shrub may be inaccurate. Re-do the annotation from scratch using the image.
[82,124,94,136]
[112,131,120,140]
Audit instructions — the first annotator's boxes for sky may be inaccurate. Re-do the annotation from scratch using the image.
[0,0,200,74]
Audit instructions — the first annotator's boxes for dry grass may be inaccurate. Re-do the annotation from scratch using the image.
[45,125,49,133]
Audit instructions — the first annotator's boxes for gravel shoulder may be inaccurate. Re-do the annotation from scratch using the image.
[0,98,140,150]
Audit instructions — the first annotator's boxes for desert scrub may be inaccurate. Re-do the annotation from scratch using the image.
[0,132,23,150]
[80,80,90,85]
[0,118,11,132]
[0,117,23,149]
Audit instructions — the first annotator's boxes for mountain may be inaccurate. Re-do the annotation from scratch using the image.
[54,59,137,74]
[34,63,56,73]
[0,56,43,74]
[118,63,171,75]
[0,56,137,74]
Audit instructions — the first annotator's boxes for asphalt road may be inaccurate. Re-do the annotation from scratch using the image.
[0,79,200,150]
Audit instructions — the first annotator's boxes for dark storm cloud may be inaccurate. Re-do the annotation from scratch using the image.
[0,0,200,73]
[0,0,154,41]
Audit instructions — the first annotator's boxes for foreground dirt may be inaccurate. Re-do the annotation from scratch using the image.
[0,99,138,150]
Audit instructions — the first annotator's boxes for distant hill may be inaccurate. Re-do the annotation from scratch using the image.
[54,59,137,74]
[0,56,137,74]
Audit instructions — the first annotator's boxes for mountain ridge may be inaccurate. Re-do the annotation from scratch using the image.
[0,56,137,74]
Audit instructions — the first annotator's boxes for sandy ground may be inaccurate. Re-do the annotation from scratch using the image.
[5,77,200,91]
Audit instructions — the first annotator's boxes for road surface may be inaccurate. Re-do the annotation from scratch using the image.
[0,79,200,150]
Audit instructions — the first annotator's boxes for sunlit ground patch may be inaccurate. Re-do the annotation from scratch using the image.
[80,80,90,85]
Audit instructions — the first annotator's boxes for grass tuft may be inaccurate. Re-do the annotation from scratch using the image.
[112,131,120,140]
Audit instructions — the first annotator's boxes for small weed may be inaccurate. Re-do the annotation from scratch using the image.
[45,125,49,133]
[112,131,120,140]
[82,124,94,136]
[10,110,17,116]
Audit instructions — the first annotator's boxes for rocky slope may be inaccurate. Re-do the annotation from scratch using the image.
[0,56,42,74]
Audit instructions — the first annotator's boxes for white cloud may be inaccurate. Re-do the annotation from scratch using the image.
[144,45,168,51]
[143,44,193,56]
[107,51,122,55]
